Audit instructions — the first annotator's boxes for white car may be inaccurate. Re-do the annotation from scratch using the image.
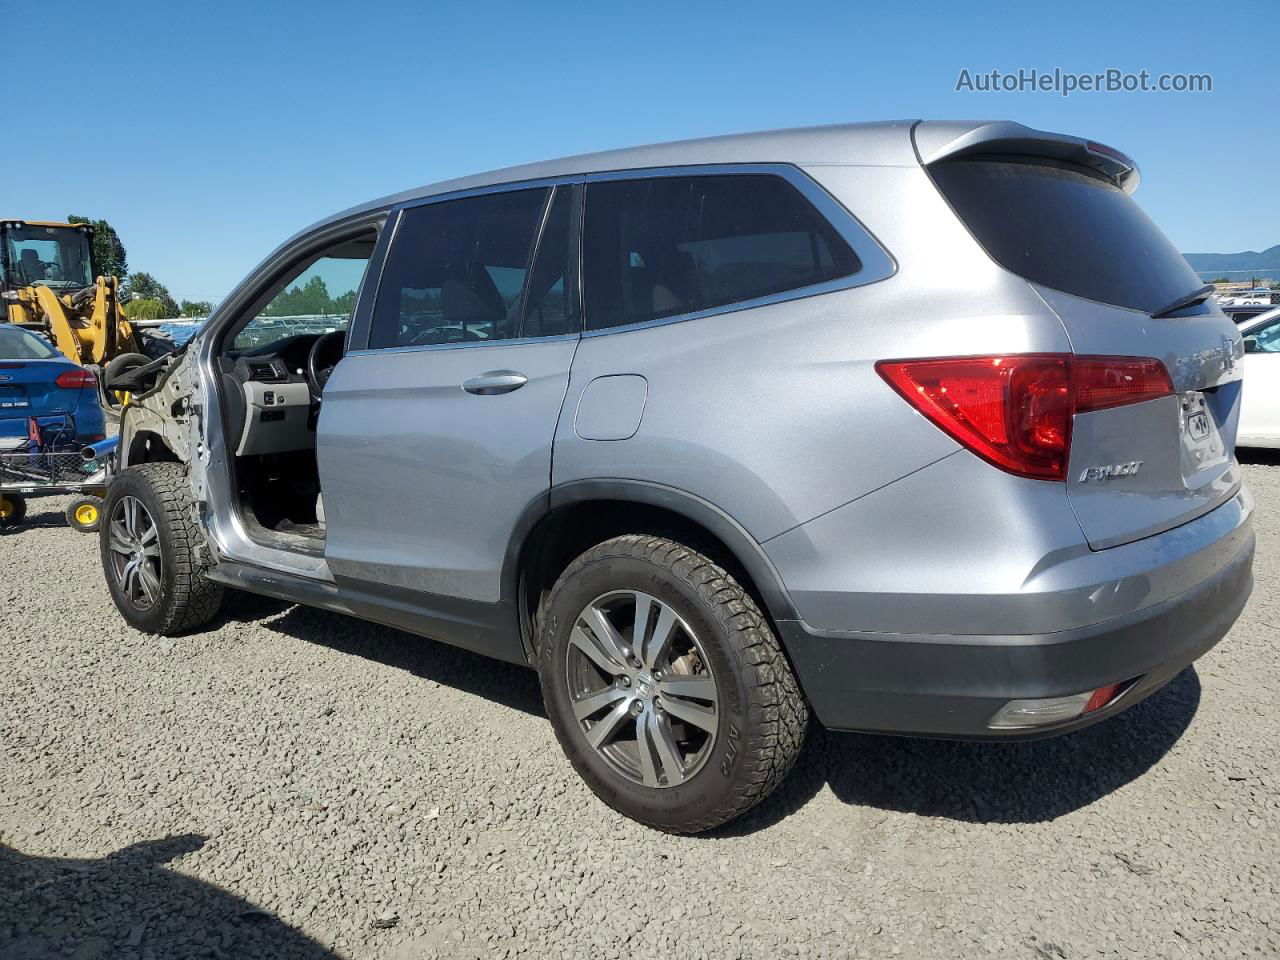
[1239,306,1280,447]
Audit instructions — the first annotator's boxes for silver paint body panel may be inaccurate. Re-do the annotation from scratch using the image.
[125,119,1253,734]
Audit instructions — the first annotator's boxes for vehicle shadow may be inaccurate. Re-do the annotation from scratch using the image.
[209,595,1199,832]
[1238,447,1280,466]
[0,835,338,959]
[717,666,1202,835]
[250,600,546,718]
[0,514,69,535]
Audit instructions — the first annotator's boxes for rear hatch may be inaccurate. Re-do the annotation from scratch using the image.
[923,126,1243,549]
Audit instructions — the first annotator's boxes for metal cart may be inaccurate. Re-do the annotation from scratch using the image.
[0,429,118,533]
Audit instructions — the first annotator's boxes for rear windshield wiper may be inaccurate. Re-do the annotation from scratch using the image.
[1151,283,1215,319]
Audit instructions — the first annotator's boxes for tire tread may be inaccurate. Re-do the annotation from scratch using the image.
[108,462,222,635]
[544,533,808,833]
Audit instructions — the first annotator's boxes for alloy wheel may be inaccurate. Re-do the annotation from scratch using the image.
[565,590,720,788]
[107,496,162,609]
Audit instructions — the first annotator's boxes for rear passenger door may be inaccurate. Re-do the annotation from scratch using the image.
[317,184,580,652]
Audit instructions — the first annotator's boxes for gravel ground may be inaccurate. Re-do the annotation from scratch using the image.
[2,460,1278,960]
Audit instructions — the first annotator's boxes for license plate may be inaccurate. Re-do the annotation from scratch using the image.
[0,390,29,410]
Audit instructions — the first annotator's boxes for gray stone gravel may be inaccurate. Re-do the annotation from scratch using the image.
[3,460,1279,959]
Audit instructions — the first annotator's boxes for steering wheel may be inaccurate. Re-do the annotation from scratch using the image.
[306,330,346,399]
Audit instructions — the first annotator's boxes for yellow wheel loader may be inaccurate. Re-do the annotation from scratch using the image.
[1,219,172,409]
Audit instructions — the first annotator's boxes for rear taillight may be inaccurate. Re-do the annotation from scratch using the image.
[55,369,98,389]
[876,354,1174,481]
[1074,356,1174,413]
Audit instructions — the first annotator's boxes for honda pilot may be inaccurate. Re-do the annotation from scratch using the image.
[100,121,1255,833]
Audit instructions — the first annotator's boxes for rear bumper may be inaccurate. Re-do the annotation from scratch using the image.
[0,408,105,442]
[777,524,1255,739]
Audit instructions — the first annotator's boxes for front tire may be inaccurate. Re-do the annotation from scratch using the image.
[538,535,808,833]
[100,463,223,635]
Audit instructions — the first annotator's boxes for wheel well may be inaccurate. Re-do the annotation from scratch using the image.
[517,499,774,656]
[125,430,179,466]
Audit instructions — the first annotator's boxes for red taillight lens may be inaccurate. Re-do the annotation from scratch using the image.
[1074,356,1174,413]
[876,355,1072,480]
[55,369,98,389]
[876,354,1173,481]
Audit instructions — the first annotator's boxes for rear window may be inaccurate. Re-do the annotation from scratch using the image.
[0,325,59,360]
[930,157,1202,314]
[583,174,860,331]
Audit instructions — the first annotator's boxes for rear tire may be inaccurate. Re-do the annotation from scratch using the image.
[66,495,104,533]
[537,534,808,833]
[0,493,27,528]
[100,463,223,635]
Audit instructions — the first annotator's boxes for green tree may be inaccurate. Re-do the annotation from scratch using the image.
[67,215,128,282]
[124,272,179,318]
[332,289,357,317]
[124,298,166,320]
[179,299,213,317]
[265,275,337,317]
[1211,276,1232,284]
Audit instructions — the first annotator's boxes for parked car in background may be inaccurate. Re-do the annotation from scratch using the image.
[1237,307,1280,447]
[1220,302,1278,325]
[0,325,105,450]
[98,121,1254,833]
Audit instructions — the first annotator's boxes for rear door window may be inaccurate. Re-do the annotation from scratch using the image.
[369,188,551,349]
[583,174,860,331]
[930,157,1203,314]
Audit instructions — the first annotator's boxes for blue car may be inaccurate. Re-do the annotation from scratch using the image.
[0,325,106,450]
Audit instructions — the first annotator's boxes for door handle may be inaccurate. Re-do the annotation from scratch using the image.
[462,370,528,396]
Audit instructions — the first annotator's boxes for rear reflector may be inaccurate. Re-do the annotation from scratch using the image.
[55,369,98,388]
[876,354,1174,481]
[1082,681,1127,715]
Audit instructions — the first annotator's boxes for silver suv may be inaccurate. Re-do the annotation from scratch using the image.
[101,121,1255,833]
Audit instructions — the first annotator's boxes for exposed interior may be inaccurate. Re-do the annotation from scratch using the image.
[216,230,377,550]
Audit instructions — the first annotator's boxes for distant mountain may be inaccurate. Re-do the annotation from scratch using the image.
[1183,244,1280,273]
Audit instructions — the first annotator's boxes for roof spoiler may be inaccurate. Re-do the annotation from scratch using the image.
[913,121,1140,194]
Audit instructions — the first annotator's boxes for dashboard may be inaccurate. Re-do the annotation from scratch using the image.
[225,334,323,457]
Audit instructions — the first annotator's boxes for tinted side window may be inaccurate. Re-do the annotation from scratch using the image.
[583,174,860,331]
[369,188,549,349]
[520,186,578,338]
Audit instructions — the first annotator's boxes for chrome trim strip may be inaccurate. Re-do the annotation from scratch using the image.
[346,332,579,357]
[370,162,894,345]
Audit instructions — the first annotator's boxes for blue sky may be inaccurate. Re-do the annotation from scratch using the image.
[13,0,1275,302]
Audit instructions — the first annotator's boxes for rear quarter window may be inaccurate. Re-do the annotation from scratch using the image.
[583,173,860,331]
[930,157,1202,314]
